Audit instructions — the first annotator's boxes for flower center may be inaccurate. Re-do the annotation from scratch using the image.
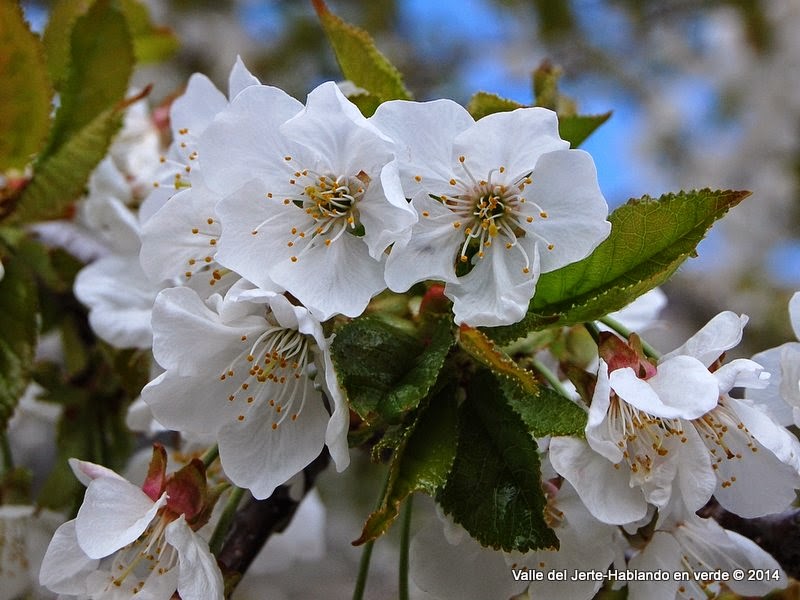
[607,396,686,480]
[691,398,756,490]
[256,160,371,264]
[219,319,313,430]
[103,511,177,595]
[426,155,554,277]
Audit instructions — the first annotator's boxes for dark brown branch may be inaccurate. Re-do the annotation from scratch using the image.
[699,499,800,578]
[216,449,330,595]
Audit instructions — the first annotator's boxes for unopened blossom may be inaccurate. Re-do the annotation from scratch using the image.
[142,284,349,499]
[371,99,610,327]
[140,57,260,297]
[627,500,786,600]
[39,450,223,600]
[551,312,800,525]
[200,80,416,320]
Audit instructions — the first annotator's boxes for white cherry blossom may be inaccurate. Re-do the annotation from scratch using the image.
[142,285,349,499]
[139,57,261,298]
[371,99,610,326]
[627,500,786,600]
[201,80,416,320]
[551,311,800,524]
[39,455,223,600]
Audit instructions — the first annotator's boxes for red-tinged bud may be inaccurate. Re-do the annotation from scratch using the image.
[164,458,208,523]
[141,444,168,502]
[419,284,450,315]
[598,331,657,379]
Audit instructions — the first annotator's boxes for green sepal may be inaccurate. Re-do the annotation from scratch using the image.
[312,0,412,110]
[354,383,458,545]
[437,370,558,552]
[486,189,751,344]
[331,316,455,424]
[0,257,39,431]
[0,2,53,171]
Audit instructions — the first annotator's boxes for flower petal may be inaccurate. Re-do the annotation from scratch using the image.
[39,520,98,594]
[165,517,224,600]
[662,311,748,367]
[75,479,165,559]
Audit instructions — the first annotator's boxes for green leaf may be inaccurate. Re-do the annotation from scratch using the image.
[438,370,558,552]
[355,384,458,545]
[0,258,39,431]
[331,316,455,424]
[42,0,133,160]
[313,0,411,109]
[13,106,124,223]
[486,189,751,344]
[466,91,523,121]
[558,112,611,148]
[0,2,52,170]
[41,0,93,90]
[500,378,586,438]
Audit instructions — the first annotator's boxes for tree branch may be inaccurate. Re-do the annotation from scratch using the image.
[216,449,331,595]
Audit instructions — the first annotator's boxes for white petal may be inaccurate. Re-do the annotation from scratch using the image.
[321,342,350,472]
[453,107,567,180]
[217,376,329,499]
[447,235,540,327]
[139,184,222,287]
[710,398,800,517]
[521,149,610,272]
[228,56,260,99]
[384,193,463,291]
[199,85,303,195]
[675,426,716,512]
[746,344,796,425]
[75,479,165,559]
[165,517,224,600]
[606,288,667,331]
[357,159,417,257]
[150,286,265,376]
[371,99,474,190]
[643,355,720,418]
[714,358,770,392]
[662,311,748,367]
[171,73,227,141]
[74,254,157,349]
[68,458,126,487]
[627,532,682,600]
[410,517,525,600]
[549,437,647,525]
[585,361,623,462]
[790,292,800,340]
[269,230,387,320]
[39,520,98,594]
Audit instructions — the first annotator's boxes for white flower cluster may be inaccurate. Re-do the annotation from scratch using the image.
[34,57,800,600]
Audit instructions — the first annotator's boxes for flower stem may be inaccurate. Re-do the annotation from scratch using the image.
[583,321,602,346]
[209,486,246,555]
[399,495,414,600]
[353,466,392,600]
[530,357,572,400]
[201,444,219,468]
[598,316,661,359]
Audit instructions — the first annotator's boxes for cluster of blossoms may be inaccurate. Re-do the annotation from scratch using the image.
[27,56,800,599]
